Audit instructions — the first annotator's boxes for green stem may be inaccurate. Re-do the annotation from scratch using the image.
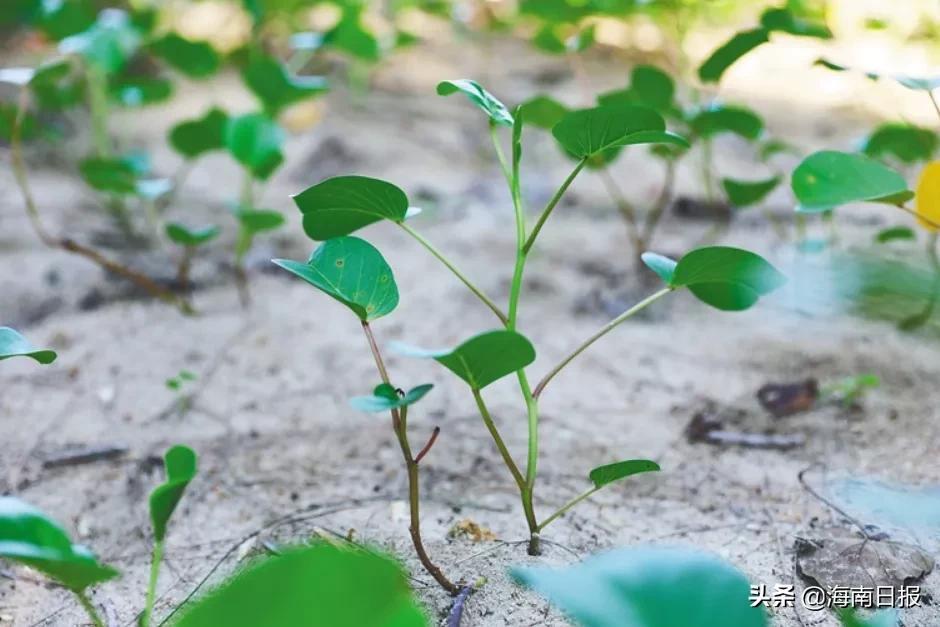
[538,487,600,531]
[471,388,525,490]
[398,223,508,324]
[490,122,512,185]
[522,159,587,255]
[928,91,940,129]
[142,540,164,627]
[534,288,673,398]
[701,138,715,204]
[240,170,254,208]
[86,67,112,158]
[76,591,106,627]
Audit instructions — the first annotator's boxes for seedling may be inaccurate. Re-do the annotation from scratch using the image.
[0,326,57,364]
[0,445,196,627]
[821,374,880,409]
[274,80,784,565]
[165,369,199,412]
[232,206,286,306]
[165,223,221,296]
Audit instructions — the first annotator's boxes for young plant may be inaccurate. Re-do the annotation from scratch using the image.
[0,445,196,627]
[165,223,221,297]
[165,369,199,412]
[232,206,286,306]
[0,326,57,364]
[275,80,785,559]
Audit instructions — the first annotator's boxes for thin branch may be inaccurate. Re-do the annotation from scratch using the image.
[537,486,599,531]
[523,159,587,254]
[471,389,526,490]
[414,426,440,464]
[534,288,672,398]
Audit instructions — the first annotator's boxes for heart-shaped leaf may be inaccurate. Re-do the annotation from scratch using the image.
[150,34,220,78]
[791,151,911,213]
[150,445,197,542]
[552,105,688,159]
[78,156,138,194]
[589,460,660,488]
[59,8,141,74]
[273,236,398,321]
[698,28,770,84]
[915,160,940,231]
[518,95,568,130]
[28,59,84,110]
[225,113,285,181]
[242,52,327,116]
[645,247,786,311]
[293,175,409,241]
[722,176,780,208]
[691,105,763,140]
[350,383,433,413]
[393,330,535,390]
[233,207,285,235]
[323,7,381,61]
[165,223,220,247]
[0,327,56,364]
[599,65,676,114]
[437,79,514,126]
[875,226,916,244]
[170,108,229,159]
[0,496,118,591]
[513,547,768,627]
[863,123,938,164]
[172,543,425,627]
[110,75,173,106]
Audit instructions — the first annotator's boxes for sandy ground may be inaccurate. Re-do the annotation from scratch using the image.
[1,34,939,627]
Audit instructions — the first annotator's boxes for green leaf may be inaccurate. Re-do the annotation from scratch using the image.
[165,223,221,247]
[323,8,381,61]
[589,460,660,488]
[552,105,687,159]
[78,156,138,194]
[293,175,409,241]
[722,176,781,208]
[639,252,676,284]
[874,226,916,244]
[170,108,229,159]
[863,123,938,164]
[58,8,141,74]
[233,207,285,235]
[37,0,95,41]
[272,236,398,321]
[791,151,911,213]
[110,75,173,106]
[0,327,57,364]
[0,496,118,592]
[691,105,763,140]
[172,543,425,627]
[393,330,535,390]
[150,34,220,78]
[760,7,832,38]
[532,25,566,54]
[224,113,285,181]
[149,445,197,542]
[519,95,568,130]
[837,608,898,627]
[29,59,84,110]
[698,28,770,84]
[242,52,327,116]
[350,383,433,413]
[513,547,768,627]
[814,58,940,91]
[628,65,675,113]
[437,79,514,127]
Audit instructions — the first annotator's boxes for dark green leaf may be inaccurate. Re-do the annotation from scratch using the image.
[110,75,173,106]
[0,327,56,364]
[760,7,832,38]
[589,459,660,488]
[629,65,675,112]
[78,156,138,194]
[323,8,381,61]
[791,151,910,213]
[532,25,566,54]
[874,226,916,244]
[38,0,95,41]
[272,236,398,321]
[552,105,687,159]
[863,123,938,164]
[293,175,409,241]
[566,24,595,53]
[172,543,425,627]
[149,445,197,542]
[165,223,221,247]
[437,79,514,127]
[350,383,433,413]
[150,34,220,78]
[0,496,118,592]
[170,108,229,159]
[698,28,770,84]
[224,113,285,181]
[393,330,535,390]
[29,59,84,110]
[58,8,141,74]
[513,547,768,627]
[234,207,285,234]
[242,52,327,116]
[722,176,781,208]
[672,247,786,311]
[519,95,568,130]
[639,252,676,284]
[691,105,763,140]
